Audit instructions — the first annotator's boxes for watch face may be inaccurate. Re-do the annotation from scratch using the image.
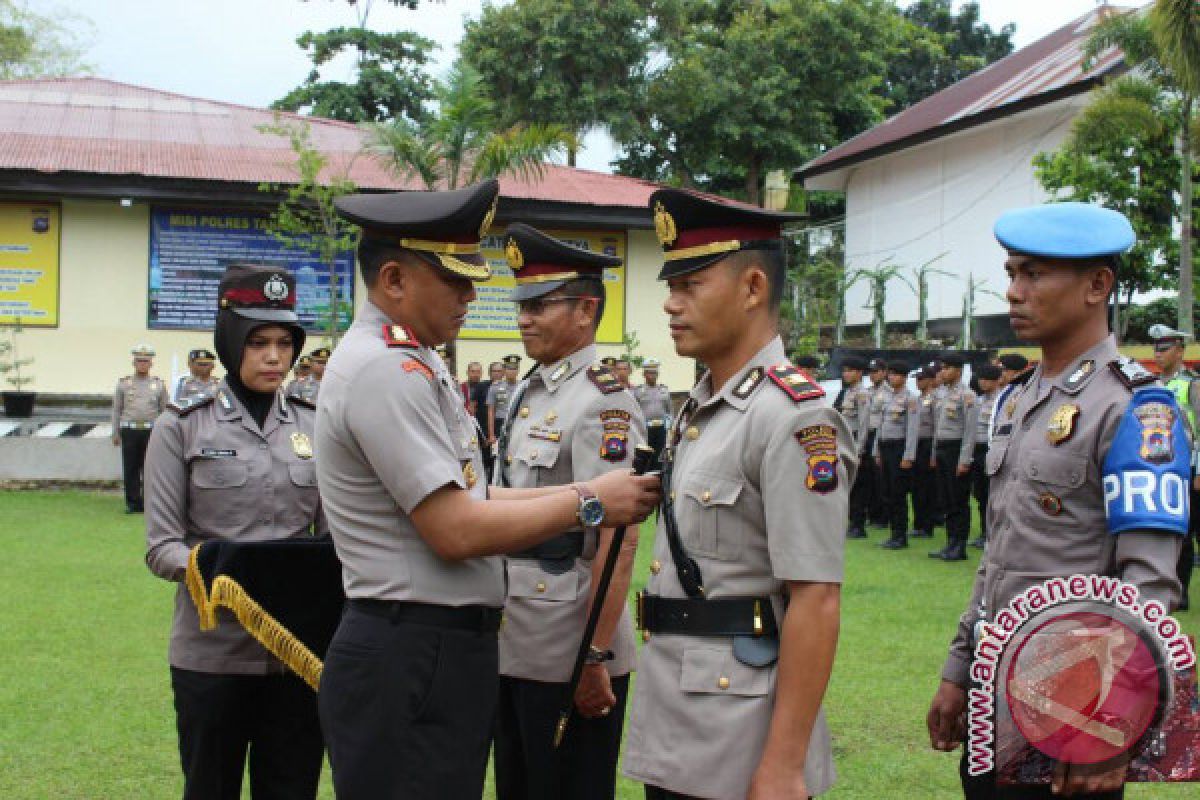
[580,497,605,527]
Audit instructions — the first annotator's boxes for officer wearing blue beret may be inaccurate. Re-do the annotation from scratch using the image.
[927,203,1187,798]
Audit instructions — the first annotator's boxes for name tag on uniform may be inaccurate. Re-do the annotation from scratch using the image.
[199,448,237,458]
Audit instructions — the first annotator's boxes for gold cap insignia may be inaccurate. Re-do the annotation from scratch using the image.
[480,196,498,238]
[653,201,677,247]
[1046,403,1080,446]
[290,432,313,459]
[505,238,524,271]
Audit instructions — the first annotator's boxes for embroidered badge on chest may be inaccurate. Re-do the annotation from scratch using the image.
[527,425,562,442]
[462,461,478,489]
[1046,404,1080,446]
[290,432,313,459]
[601,430,628,462]
[1134,402,1176,463]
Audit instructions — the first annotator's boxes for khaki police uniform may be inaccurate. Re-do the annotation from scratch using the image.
[931,381,978,557]
[635,381,672,461]
[838,381,872,533]
[288,374,319,405]
[873,387,920,543]
[173,375,219,404]
[866,381,892,523]
[488,378,518,438]
[113,372,169,512]
[623,338,857,799]
[970,388,999,544]
[912,386,938,537]
[943,337,1185,798]
[494,344,646,799]
[315,301,500,798]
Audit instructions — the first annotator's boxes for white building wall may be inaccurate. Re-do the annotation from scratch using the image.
[835,96,1090,326]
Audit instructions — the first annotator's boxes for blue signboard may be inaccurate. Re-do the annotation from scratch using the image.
[148,208,354,331]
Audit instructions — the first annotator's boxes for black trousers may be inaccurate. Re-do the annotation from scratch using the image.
[913,438,936,533]
[318,604,498,800]
[1177,489,1199,604]
[849,431,876,528]
[647,424,667,465]
[936,440,972,543]
[959,750,1123,799]
[970,442,990,539]
[867,429,888,523]
[170,667,323,800]
[878,440,912,537]
[120,427,152,510]
[494,673,630,800]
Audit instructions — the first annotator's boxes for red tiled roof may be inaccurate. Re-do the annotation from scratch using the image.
[797,6,1130,181]
[0,76,660,209]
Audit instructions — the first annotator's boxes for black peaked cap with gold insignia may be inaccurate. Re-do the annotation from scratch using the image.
[504,222,621,302]
[218,263,301,324]
[650,187,804,280]
[334,179,500,282]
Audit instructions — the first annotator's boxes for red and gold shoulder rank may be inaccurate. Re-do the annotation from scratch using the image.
[587,364,624,394]
[767,364,825,403]
[382,324,420,348]
[167,394,214,417]
[402,358,434,381]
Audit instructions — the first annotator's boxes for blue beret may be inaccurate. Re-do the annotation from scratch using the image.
[994,202,1134,260]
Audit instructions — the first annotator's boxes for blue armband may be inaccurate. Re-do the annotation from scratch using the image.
[1102,387,1190,535]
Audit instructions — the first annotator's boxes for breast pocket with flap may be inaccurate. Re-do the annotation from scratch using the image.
[679,471,745,561]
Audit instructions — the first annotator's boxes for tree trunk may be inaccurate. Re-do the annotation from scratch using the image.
[567,143,577,168]
[1180,93,1194,335]
[746,157,762,207]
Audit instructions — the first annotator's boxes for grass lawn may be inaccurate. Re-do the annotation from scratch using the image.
[0,490,1196,798]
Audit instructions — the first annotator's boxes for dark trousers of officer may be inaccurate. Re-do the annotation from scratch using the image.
[494,673,630,800]
[849,432,875,529]
[867,428,888,524]
[970,442,990,539]
[170,667,323,800]
[647,423,667,465]
[936,440,971,544]
[318,603,499,800]
[879,440,911,538]
[120,427,152,511]
[1177,489,1199,606]
[959,750,1123,799]
[912,438,936,534]
[645,787,810,800]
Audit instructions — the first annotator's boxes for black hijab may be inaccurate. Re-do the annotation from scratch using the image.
[214,309,305,430]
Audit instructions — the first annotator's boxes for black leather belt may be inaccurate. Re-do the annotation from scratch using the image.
[511,530,585,564]
[348,599,502,633]
[636,592,778,637]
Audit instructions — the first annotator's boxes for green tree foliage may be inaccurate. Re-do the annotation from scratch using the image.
[1033,76,1182,340]
[257,119,360,344]
[0,0,91,79]
[460,0,648,167]
[364,62,573,190]
[272,27,435,123]
[614,0,897,204]
[884,0,1014,111]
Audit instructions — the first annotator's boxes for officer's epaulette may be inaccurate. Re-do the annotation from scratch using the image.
[767,364,825,403]
[382,324,420,348]
[167,394,214,417]
[286,390,316,411]
[1109,357,1157,391]
[587,364,624,394]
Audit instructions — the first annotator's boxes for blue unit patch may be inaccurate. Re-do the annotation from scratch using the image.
[1102,387,1190,536]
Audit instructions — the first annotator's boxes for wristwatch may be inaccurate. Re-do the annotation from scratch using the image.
[585,645,614,665]
[573,483,605,528]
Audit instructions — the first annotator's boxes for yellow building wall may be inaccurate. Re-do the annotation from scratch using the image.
[14,202,694,397]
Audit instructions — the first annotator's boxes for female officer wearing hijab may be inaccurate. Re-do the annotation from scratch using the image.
[144,264,327,800]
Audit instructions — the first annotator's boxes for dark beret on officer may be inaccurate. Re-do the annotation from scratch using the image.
[868,358,887,372]
[942,353,966,368]
[917,366,937,380]
[794,355,820,370]
[887,361,909,375]
[975,364,1002,380]
[842,356,867,371]
[997,353,1028,371]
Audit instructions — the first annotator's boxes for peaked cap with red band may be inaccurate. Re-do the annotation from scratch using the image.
[218,263,300,323]
[335,179,499,282]
[504,222,622,302]
[650,187,803,279]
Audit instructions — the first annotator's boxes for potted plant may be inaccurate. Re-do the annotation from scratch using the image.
[0,318,36,417]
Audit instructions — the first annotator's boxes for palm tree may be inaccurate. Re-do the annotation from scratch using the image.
[1151,0,1200,335]
[364,62,575,190]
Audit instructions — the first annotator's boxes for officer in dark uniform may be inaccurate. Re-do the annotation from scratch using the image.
[173,349,219,403]
[144,265,327,800]
[624,187,856,799]
[909,365,938,539]
[927,202,1186,799]
[492,222,646,800]
[968,364,1002,548]
[313,180,659,799]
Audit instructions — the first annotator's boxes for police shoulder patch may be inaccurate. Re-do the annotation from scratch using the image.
[1102,386,1189,537]
[767,364,825,403]
[1109,357,1156,391]
[167,394,214,417]
[587,365,623,394]
[382,324,420,348]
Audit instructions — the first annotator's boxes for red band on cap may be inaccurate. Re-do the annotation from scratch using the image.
[222,288,295,308]
[672,224,781,251]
